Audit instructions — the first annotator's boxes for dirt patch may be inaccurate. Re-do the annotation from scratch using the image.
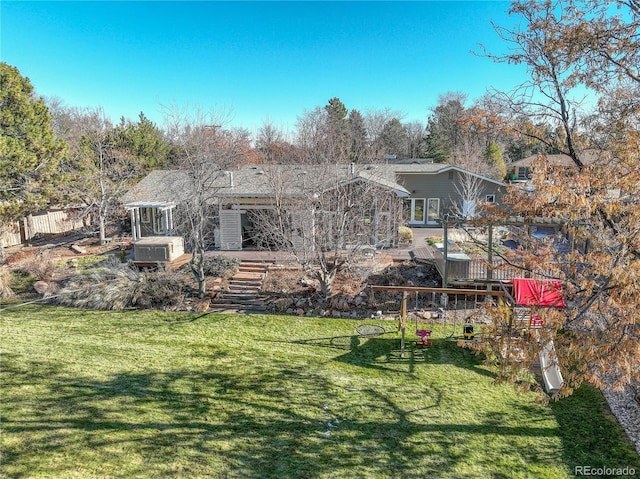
[5,236,126,265]
[367,261,440,288]
[262,259,440,318]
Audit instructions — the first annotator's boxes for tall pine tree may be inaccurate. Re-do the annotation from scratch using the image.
[0,63,68,221]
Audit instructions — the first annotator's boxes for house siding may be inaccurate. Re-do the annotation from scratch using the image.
[397,170,504,226]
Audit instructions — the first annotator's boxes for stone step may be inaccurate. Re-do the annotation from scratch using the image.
[227,288,261,295]
[227,283,261,290]
[239,261,271,268]
[228,281,263,288]
[208,304,267,313]
[211,299,266,307]
[227,276,262,286]
[233,272,265,281]
[239,266,269,274]
[222,292,261,300]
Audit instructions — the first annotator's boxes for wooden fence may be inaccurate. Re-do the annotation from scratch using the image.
[1,209,85,247]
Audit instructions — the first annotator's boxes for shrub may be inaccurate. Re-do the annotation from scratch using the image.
[201,255,240,277]
[0,267,14,299]
[16,250,57,281]
[398,226,413,244]
[133,272,186,310]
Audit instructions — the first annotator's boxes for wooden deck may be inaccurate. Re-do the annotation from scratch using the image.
[412,245,517,284]
[133,253,192,271]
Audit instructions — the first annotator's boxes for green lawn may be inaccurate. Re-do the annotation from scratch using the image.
[1,305,638,478]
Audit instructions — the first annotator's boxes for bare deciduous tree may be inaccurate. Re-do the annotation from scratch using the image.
[450,171,486,221]
[56,107,139,245]
[250,162,403,296]
[164,106,248,297]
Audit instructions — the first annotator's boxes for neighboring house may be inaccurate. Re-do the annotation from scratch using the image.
[122,162,505,252]
[508,152,603,181]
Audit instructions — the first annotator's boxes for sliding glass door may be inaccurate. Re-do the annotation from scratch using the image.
[404,198,425,225]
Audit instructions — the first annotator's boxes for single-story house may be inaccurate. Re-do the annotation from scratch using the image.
[122,162,505,251]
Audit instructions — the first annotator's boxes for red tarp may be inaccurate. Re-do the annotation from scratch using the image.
[513,278,566,308]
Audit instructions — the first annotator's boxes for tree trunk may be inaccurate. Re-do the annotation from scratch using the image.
[98,214,107,245]
[316,268,336,298]
[190,247,206,298]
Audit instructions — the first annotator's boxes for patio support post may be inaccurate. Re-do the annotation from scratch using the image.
[443,217,449,287]
[130,209,137,241]
[400,291,407,358]
[135,208,142,240]
[163,208,169,235]
[487,224,494,283]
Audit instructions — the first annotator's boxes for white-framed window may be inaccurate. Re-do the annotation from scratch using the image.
[141,208,151,223]
[485,194,496,203]
[517,167,531,180]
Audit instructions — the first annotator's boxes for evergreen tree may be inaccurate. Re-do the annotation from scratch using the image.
[324,97,350,162]
[0,63,68,221]
[112,112,169,172]
[424,116,450,163]
[347,109,367,161]
[377,118,409,157]
[484,140,507,180]
[424,92,467,163]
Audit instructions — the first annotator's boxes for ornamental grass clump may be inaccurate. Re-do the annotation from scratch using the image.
[56,257,140,310]
[0,267,14,299]
[398,226,413,244]
[55,256,186,310]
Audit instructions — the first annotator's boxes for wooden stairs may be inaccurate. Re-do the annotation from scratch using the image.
[210,261,271,313]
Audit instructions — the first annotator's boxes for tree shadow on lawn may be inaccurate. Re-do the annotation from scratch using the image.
[1,349,570,479]
[549,385,640,474]
[288,332,496,380]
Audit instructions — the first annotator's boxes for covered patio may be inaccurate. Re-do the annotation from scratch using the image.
[124,201,177,241]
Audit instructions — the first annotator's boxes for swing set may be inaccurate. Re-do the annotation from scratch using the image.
[367,285,507,357]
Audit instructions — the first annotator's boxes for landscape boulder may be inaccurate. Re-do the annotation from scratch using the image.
[70,244,87,255]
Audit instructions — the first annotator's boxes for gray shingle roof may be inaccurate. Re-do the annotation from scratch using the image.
[123,162,500,205]
[122,170,191,204]
[510,151,605,167]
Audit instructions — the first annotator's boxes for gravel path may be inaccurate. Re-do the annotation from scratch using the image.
[602,382,640,455]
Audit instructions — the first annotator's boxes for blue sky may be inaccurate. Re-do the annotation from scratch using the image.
[2,1,527,134]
